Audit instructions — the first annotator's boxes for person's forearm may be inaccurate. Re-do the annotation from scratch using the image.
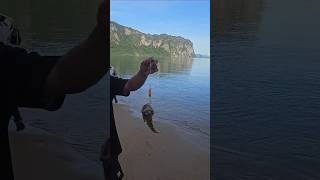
[124,71,148,93]
[45,25,107,95]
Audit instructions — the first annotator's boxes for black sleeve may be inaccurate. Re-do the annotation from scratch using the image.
[11,108,22,120]
[110,75,130,97]
[1,43,65,111]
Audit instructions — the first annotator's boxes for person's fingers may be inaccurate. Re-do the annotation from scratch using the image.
[148,60,157,73]
[147,59,152,66]
[141,61,148,72]
[151,59,158,66]
[143,59,149,67]
[141,57,158,74]
[144,59,152,72]
[149,57,157,63]
[146,59,152,67]
[153,67,158,73]
[141,60,146,66]
[151,64,158,73]
[151,64,156,71]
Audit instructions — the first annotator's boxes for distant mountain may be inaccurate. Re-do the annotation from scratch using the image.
[110,21,195,59]
[194,54,210,58]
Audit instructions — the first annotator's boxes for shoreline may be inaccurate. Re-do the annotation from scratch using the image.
[7,102,209,180]
[118,101,210,151]
[114,103,210,180]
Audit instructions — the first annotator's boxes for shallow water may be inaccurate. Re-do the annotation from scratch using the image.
[213,0,320,179]
[111,56,210,143]
[1,0,210,162]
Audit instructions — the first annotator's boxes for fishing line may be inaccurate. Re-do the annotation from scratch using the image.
[147,57,160,104]
[148,58,152,105]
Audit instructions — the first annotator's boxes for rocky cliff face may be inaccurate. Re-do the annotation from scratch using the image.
[111,21,195,59]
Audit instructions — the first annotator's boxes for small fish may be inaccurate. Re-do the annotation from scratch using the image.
[141,103,158,133]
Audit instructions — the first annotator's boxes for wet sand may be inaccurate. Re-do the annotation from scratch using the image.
[114,104,210,180]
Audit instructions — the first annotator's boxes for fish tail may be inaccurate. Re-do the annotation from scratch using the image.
[147,121,158,133]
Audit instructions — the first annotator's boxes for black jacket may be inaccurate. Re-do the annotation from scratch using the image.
[0,43,65,180]
[110,75,129,156]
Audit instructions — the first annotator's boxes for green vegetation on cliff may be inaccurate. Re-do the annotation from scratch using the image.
[110,21,195,59]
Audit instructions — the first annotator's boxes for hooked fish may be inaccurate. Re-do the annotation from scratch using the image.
[141,103,158,133]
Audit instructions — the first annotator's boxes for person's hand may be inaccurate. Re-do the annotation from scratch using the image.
[139,57,159,77]
[97,0,107,35]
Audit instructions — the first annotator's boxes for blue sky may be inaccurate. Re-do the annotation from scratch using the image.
[111,0,210,55]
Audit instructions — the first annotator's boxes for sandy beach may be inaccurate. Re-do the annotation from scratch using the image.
[7,103,209,180]
[114,104,210,180]
[8,124,104,180]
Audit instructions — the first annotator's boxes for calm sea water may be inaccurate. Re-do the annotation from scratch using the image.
[0,0,106,162]
[0,0,210,162]
[214,0,320,179]
[111,56,210,143]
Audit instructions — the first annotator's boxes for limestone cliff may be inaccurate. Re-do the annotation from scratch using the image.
[111,21,195,59]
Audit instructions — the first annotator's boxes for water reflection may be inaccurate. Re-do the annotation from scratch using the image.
[214,0,265,43]
[0,0,98,54]
[214,0,320,179]
[111,55,194,76]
